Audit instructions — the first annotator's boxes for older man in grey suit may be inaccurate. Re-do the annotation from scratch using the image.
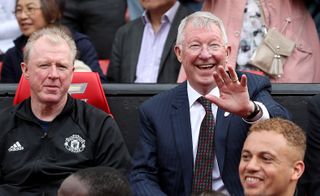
[107,0,193,83]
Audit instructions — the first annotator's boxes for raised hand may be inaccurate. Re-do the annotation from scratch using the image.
[205,65,254,118]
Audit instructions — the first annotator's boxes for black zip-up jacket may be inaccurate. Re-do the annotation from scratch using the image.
[0,96,131,195]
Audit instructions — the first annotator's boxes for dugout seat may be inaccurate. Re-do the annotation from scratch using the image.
[13,72,111,114]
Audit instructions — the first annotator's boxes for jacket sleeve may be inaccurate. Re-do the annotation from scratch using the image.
[129,106,167,196]
[94,116,132,174]
[106,27,124,83]
[301,94,320,195]
[245,73,291,119]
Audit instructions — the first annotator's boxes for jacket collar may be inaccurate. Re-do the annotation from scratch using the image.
[15,94,75,123]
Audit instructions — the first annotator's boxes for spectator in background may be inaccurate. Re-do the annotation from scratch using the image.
[1,0,105,83]
[179,0,203,11]
[240,118,306,196]
[129,11,290,196]
[0,27,131,195]
[0,0,21,60]
[107,0,193,83]
[58,166,132,196]
[299,93,320,195]
[126,0,144,21]
[61,0,126,60]
[305,0,320,39]
[179,0,320,83]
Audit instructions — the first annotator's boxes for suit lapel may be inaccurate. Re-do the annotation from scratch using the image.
[215,107,231,176]
[171,82,193,194]
[129,19,145,82]
[159,5,191,71]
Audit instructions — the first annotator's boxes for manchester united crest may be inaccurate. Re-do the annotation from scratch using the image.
[64,134,86,153]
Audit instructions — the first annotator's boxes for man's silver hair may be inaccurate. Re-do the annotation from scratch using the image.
[176,11,228,45]
[23,26,77,63]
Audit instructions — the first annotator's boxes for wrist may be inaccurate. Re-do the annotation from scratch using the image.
[245,101,261,119]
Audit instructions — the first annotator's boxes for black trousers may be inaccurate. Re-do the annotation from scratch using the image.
[61,0,127,59]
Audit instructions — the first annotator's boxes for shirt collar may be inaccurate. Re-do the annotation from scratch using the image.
[187,81,220,108]
[142,1,180,24]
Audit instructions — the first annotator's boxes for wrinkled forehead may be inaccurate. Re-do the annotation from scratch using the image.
[29,36,73,61]
[184,22,223,40]
[187,17,221,31]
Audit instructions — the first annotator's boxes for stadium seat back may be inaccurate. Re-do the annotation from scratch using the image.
[13,72,111,114]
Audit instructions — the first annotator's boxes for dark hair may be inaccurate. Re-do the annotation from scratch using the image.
[40,0,64,24]
[73,167,132,196]
[192,190,227,196]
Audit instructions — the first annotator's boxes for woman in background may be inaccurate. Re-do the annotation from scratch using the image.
[1,0,105,83]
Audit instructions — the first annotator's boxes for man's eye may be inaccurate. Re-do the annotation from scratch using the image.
[241,153,250,161]
[262,156,273,162]
[57,64,68,70]
[40,64,49,68]
[190,45,200,49]
[209,44,221,50]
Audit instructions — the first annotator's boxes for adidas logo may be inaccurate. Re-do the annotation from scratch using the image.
[8,141,24,152]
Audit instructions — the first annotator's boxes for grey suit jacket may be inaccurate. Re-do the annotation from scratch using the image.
[107,5,193,83]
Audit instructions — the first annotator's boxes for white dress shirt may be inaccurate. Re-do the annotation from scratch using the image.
[134,1,180,83]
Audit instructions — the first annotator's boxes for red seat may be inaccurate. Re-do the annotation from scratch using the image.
[99,59,110,75]
[13,72,111,114]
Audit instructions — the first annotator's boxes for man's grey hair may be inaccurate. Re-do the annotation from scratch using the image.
[23,26,77,63]
[176,11,228,46]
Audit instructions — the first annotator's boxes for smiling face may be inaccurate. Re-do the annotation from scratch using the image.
[15,0,48,36]
[239,131,303,196]
[175,22,230,94]
[21,36,74,106]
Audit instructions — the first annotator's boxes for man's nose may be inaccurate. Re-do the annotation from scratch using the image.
[198,45,212,59]
[245,157,260,171]
[48,65,59,79]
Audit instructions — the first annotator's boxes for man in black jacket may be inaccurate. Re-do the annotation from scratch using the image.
[0,26,131,196]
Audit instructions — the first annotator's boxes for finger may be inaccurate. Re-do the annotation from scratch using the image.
[205,94,219,105]
[240,74,247,87]
[213,71,225,88]
[227,65,239,83]
[217,65,232,84]
[205,94,226,111]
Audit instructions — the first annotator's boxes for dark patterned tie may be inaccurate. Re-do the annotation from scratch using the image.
[192,96,215,194]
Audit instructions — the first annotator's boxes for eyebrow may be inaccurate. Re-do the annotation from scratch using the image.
[17,2,39,7]
[241,149,276,157]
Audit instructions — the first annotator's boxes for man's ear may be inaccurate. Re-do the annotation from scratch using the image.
[226,45,231,57]
[291,160,305,181]
[174,45,182,63]
[21,62,30,79]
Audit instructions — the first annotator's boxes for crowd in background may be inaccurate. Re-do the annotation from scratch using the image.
[1,0,318,83]
[0,0,319,196]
